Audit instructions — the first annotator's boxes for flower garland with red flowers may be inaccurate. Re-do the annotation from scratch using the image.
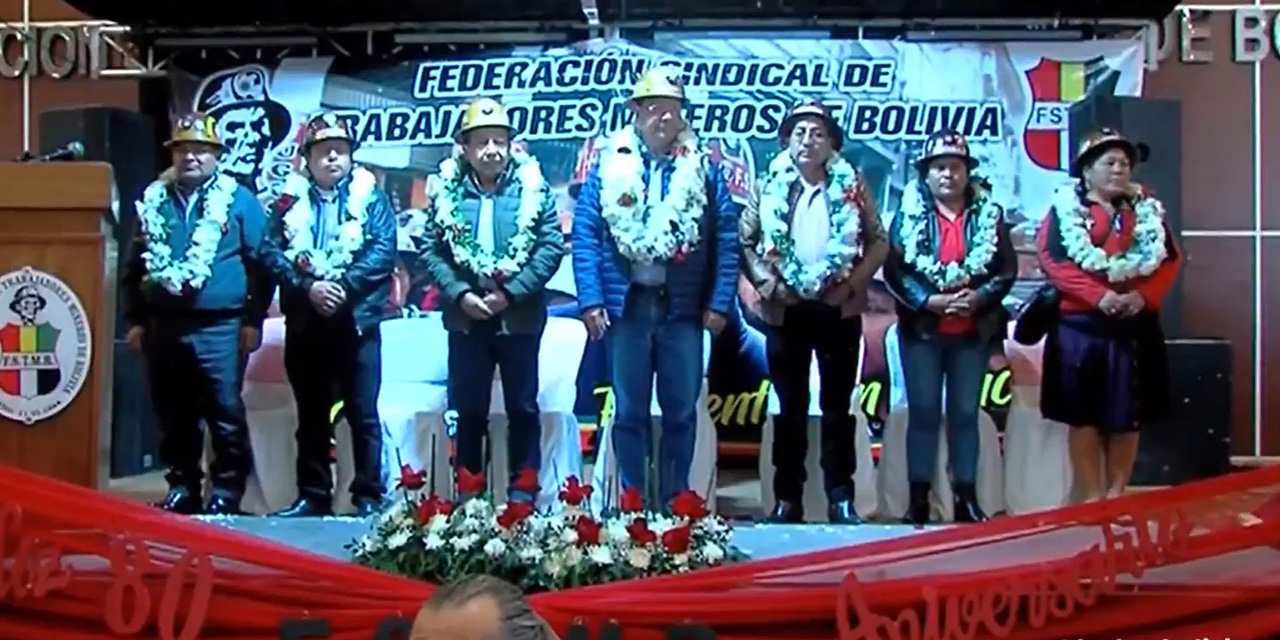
[754,151,866,299]
[350,465,746,592]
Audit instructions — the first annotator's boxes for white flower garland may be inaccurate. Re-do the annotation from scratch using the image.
[279,166,378,280]
[1050,182,1168,283]
[428,149,545,281]
[754,152,865,300]
[598,127,707,264]
[897,179,1002,290]
[135,170,238,295]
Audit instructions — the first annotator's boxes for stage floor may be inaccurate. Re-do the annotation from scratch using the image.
[194,515,935,561]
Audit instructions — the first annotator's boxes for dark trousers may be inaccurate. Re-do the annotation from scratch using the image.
[448,319,542,500]
[766,302,861,503]
[284,316,384,505]
[900,331,986,484]
[145,314,251,501]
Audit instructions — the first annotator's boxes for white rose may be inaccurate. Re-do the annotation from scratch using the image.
[424,533,446,550]
[483,538,507,557]
[559,528,579,546]
[386,529,411,550]
[428,513,450,533]
[518,546,544,562]
[587,545,614,565]
[451,533,480,551]
[626,547,652,570]
[700,543,725,563]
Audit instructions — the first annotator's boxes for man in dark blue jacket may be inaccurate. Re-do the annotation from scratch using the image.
[122,112,273,515]
[261,113,397,517]
[572,68,740,507]
[418,98,564,502]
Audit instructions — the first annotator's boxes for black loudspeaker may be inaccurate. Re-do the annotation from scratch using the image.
[38,105,161,479]
[1131,339,1232,486]
[1068,96,1184,337]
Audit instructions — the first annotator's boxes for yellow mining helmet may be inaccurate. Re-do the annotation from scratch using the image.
[630,66,686,102]
[456,97,515,140]
[165,112,222,148]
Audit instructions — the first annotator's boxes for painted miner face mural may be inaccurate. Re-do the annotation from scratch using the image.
[192,64,294,198]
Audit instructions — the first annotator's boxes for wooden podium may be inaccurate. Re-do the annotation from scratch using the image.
[0,162,116,489]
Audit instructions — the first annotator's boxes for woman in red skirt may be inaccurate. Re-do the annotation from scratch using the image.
[1036,129,1182,504]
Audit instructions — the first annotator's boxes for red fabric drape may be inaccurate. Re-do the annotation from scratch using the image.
[3,463,1280,640]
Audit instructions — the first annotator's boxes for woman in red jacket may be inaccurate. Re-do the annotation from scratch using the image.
[1035,128,1181,504]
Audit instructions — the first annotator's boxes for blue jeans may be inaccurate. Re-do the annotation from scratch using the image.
[899,330,987,485]
[608,287,704,506]
[448,319,543,502]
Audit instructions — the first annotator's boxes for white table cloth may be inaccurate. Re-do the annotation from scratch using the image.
[236,314,587,514]
[757,338,879,521]
[874,323,1006,521]
[589,331,718,515]
[1000,329,1073,513]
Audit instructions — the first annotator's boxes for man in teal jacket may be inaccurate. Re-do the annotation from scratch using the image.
[122,112,274,516]
[418,98,564,502]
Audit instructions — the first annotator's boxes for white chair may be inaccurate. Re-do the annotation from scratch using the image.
[1001,324,1072,514]
[876,324,1005,521]
[589,331,717,515]
[758,335,879,521]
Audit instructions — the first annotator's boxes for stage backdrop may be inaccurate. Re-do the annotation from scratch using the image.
[167,37,1145,451]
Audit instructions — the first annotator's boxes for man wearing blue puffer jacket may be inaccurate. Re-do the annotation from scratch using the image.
[572,67,740,507]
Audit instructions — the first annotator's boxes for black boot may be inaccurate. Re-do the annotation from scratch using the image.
[953,483,988,523]
[902,482,931,527]
[827,499,863,525]
[205,495,245,516]
[269,496,333,518]
[154,488,202,515]
[765,500,804,524]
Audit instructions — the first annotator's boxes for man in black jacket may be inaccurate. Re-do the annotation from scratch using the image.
[262,112,397,517]
[122,112,273,515]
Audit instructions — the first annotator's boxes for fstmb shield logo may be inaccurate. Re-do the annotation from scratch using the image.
[1022,57,1119,172]
[0,267,92,425]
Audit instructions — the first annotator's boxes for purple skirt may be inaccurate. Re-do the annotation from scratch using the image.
[1040,311,1170,433]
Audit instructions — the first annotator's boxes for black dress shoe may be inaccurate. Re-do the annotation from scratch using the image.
[902,481,932,528]
[269,497,332,518]
[827,500,863,525]
[205,496,245,516]
[765,501,804,524]
[353,499,383,518]
[154,489,202,515]
[953,483,989,523]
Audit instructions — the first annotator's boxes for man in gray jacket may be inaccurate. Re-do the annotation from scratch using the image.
[419,98,564,502]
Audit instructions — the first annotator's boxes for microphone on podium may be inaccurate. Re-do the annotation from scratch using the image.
[15,141,85,163]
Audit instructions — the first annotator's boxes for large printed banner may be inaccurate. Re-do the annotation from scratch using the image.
[170,37,1144,448]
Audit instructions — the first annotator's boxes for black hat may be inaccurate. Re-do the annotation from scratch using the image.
[914,129,978,173]
[1071,127,1150,178]
[778,99,844,152]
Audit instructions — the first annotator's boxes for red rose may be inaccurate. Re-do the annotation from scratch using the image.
[626,517,657,545]
[511,467,539,497]
[620,487,645,513]
[414,494,453,525]
[396,464,426,491]
[574,515,603,546]
[456,468,486,496]
[661,524,692,554]
[670,490,709,520]
[295,253,313,272]
[558,475,593,507]
[618,193,636,207]
[496,501,534,529]
[672,248,689,264]
[276,194,298,211]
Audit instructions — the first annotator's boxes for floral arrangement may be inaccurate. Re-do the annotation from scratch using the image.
[135,169,239,295]
[428,148,545,282]
[276,166,378,280]
[1050,182,1168,282]
[755,151,866,300]
[897,178,1003,290]
[349,466,748,593]
[598,127,707,265]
